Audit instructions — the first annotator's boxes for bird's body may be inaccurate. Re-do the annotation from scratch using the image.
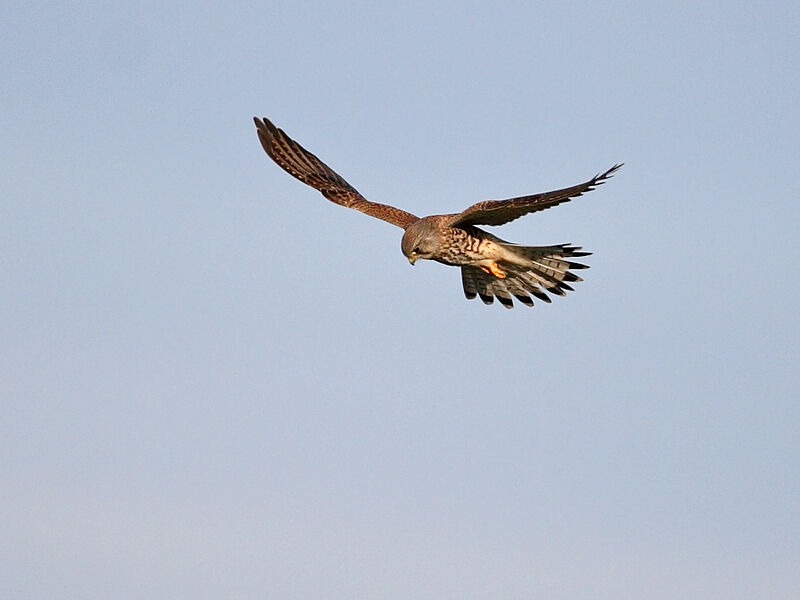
[403,218,503,266]
[406,220,514,272]
[254,116,621,308]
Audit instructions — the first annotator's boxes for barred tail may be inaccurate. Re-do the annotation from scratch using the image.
[460,244,590,309]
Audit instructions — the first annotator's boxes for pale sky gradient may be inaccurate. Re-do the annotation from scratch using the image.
[2,2,799,599]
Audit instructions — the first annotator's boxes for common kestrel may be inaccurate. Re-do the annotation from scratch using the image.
[254,117,621,308]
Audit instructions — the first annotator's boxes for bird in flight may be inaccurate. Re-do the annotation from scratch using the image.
[254,117,621,308]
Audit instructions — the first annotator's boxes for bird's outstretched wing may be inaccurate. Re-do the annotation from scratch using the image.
[254,117,419,229]
[447,164,623,228]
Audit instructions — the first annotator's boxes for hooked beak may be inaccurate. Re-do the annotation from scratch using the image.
[407,254,417,266]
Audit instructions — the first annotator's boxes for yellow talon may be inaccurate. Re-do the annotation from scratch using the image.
[481,262,506,279]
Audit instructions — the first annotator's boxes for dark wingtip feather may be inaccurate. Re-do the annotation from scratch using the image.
[254,117,276,155]
[597,163,624,181]
[253,117,280,139]
[479,293,494,305]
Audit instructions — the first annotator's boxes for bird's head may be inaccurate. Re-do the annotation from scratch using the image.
[401,220,439,265]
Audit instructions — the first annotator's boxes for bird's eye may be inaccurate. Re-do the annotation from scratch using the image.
[413,247,421,254]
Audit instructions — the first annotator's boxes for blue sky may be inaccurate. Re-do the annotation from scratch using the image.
[2,1,798,598]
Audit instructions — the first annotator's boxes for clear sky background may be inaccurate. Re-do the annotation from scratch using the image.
[2,2,798,599]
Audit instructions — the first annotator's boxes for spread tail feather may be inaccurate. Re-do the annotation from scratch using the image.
[460,244,590,309]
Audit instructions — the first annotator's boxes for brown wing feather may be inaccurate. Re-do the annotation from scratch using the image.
[448,163,622,227]
[254,117,419,229]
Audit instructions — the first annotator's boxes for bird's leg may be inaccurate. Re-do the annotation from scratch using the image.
[481,262,506,279]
